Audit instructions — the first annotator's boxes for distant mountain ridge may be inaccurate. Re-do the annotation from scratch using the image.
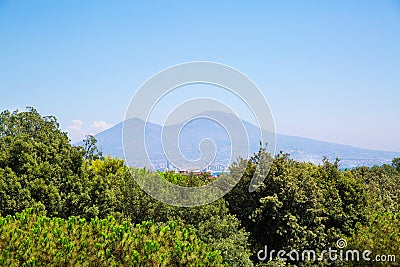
[89,111,399,169]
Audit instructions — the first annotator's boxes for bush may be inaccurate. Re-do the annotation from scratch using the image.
[0,208,224,266]
[346,211,400,267]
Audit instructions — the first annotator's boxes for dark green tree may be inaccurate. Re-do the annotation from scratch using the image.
[225,151,327,260]
[0,108,85,217]
[392,157,400,172]
[83,134,103,161]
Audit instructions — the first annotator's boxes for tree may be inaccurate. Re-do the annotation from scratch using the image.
[316,158,368,238]
[83,134,103,161]
[0,108,85,217]
[120,168,254,266]
[225,151,328,263]
[347,211,400,267]
[0,108,253,265]
[392,158,400,172]
[225,150,368,266]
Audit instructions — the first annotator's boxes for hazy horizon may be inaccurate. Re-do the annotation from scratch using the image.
[88,110,400,154]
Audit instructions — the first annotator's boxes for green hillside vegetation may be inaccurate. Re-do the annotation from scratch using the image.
[0,208,222,266]
[0,108,399,266]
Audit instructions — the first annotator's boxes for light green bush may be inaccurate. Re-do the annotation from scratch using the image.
[0,208,224,267]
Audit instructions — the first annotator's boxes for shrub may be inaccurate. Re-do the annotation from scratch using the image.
[0,208,224,266]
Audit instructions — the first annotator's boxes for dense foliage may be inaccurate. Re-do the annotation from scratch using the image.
[0,108,399,266]
[0,208,223,266]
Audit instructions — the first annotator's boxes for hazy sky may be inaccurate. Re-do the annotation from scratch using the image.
[1,0,399,151]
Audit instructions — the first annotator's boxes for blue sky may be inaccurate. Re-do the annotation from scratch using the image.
[0,0,399,151]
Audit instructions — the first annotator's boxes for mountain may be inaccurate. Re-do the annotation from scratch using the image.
[90,111,399,169]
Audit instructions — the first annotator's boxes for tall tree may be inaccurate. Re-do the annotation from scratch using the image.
[82,134,103,161]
